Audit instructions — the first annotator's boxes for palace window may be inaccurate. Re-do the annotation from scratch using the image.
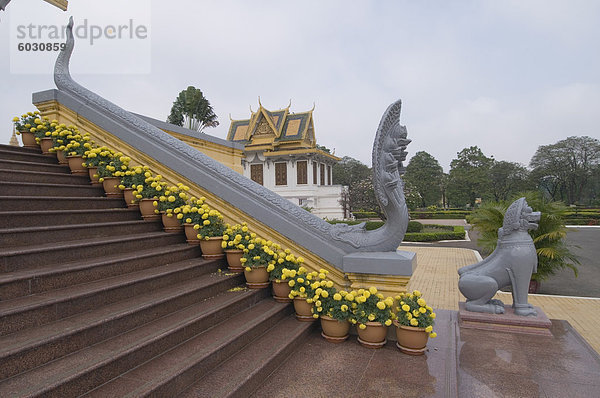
[297,161,307,185]
[313,162,318,185]
[275,162,287,186]
[320,163,325,186]
[250,164,263,185]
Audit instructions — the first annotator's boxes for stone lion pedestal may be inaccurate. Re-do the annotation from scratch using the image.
[458,302,552,336]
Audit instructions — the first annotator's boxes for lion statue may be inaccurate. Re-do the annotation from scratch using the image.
[458,197,541,316]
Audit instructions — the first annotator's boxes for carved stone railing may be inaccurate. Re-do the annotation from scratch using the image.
[41,17,416,288]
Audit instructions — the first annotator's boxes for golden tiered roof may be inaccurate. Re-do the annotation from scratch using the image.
[227,102,339,161]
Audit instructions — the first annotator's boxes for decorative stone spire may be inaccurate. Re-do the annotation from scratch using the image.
[9,130,19,146]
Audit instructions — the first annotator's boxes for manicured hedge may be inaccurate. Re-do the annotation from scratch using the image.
[410,211,471,219]
[352,211,378,219]
[326,220,384,230]
[564,218,600,225]
[403,226,466,242]
[406,221,423,233]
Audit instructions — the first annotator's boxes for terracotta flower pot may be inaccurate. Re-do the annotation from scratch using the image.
[320,315,350,343]
[271,279,292,302]
[67,155,87,175]
[123,188,138,208]
[225,249,244,273]
[20,131,38,148]
[161,212,183,233]
[184,223,201,245]
[88,167,101,186]
[138,198,160,221]
[56,150,68,164]
[394,321,429,355]
[357,322,388,349]
[244,266,270,289]
[199,236,225,259]
[293,297,316,322]
[102,177,123,198]
[40,138,54,155]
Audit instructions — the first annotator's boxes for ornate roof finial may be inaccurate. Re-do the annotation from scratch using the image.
[310,102,316,112]
[229,113,233,121]
[9,129,19,146]
[258,96,262,108]
[249,104,253,113]
[287,99,292,109]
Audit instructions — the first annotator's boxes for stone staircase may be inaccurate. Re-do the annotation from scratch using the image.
[0,144,314,397]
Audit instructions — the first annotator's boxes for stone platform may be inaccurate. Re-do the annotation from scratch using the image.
[458,302,553,336]
[251,309,600,397]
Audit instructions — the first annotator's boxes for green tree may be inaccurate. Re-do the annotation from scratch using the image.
[403,151,443,208]
[489,161,530,202]
[446,146,494,207]
[470,191,579,282]
[332,156,371,187]
[349,175,384,220]
[167,86,219,132]
[529,136,600,205]
[332,156,378,219]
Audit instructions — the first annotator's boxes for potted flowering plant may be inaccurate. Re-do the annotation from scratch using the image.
[268,249,302,302]
[63,131,92,175]
[313,283,354,343]
[351,287,395,348]
[82,146,114,185]
[47,122,77,164]
[221,223,252,272]
[178,197,207,244]
[154,183,189,232]
[118,166,148,207]
[287,268,323,322]
[26,117,52,154]
[131,172,163,220]
[241,237,275,288]
[194,203,225,259]
[97,152,130,198]
[394,290,436,355]
[13,111,41,147]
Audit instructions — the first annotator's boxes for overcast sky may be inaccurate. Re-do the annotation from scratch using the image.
[1,0,599,171]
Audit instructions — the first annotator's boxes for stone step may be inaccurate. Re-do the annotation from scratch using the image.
[0,181,102,197]
[0,266,245,380]
[0,254,229,337]
[0,195,126,211]
[0,158,70,173]
[0,293,281,397]
[0,231,185,273]
[82,299,290,398]
[0,168,92,185]
[0,208,142,228]
[0,219,163,248]
[0,243,201,301]
[181,315,315,398]
[0,148,58,164]
[0,144,43,154]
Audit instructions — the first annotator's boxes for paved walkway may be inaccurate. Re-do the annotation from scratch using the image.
[401,246,600,355]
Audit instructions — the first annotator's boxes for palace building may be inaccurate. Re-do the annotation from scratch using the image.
[227,102,346,219]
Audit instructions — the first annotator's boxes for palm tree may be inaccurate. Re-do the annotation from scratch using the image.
[469,191,579,282]
[167,86,219,132]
